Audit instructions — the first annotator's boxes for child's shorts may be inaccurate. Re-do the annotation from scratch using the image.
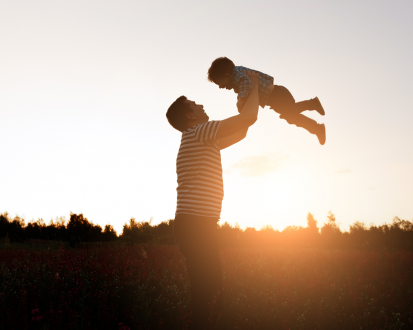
[267,85,296,115]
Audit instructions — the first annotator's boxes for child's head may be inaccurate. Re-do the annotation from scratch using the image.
[208,57,235,90]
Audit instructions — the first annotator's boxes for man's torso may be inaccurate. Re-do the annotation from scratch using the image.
[175,121,223,218]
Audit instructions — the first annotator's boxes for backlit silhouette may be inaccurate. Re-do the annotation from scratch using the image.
[166,71,261,329]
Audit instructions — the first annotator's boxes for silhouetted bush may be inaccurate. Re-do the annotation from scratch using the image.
[0,213,25,242]
[120,218,151,244]
[153,219,175,244]
[103,224,118,242]
[118,218,176,245]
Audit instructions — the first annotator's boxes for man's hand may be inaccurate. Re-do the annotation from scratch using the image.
[237,97,247,113]
[237,70,259,113]
[243,69,260,88]
[216,70,260,141]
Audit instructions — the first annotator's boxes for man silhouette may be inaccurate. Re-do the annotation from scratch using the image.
[166,71,260,329]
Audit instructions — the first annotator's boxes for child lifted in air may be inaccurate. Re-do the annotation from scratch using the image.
[207,57,326,145]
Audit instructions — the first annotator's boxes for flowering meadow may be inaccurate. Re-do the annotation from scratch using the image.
[1,243,412,330]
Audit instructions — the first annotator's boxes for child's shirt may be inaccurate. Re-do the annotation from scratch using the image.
[230,66,274,107]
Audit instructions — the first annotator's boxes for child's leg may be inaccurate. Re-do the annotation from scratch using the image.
[295,97,325,115]
[280,113,326,145]
[268,85,296,114]
[268,86,326,144]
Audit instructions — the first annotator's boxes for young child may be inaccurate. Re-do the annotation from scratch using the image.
[207,57,326,145]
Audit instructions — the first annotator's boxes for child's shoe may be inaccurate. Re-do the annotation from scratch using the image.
[312,97,325,116]
[316,123,326,145]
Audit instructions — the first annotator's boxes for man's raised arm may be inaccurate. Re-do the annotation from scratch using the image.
[216,70,260,145]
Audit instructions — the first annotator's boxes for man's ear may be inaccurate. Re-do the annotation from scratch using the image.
[185,110,196,120]
[225,73,231,79]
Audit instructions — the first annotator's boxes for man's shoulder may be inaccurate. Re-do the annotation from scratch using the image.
[184,121,221,146]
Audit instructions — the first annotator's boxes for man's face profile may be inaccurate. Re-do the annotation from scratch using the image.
[186,100,209,124]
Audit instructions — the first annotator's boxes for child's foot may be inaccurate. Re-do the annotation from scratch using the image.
[312,97,325,116]
[316,123,326,145]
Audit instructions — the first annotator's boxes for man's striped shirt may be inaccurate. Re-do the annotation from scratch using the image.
[176,120,223,218]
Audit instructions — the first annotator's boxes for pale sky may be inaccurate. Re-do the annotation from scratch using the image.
[1,0,412,234]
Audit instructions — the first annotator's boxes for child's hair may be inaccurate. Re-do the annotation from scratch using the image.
[207,57,235,83]
[166,96,192,132]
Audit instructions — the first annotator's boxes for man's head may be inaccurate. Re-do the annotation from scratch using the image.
[166,96,209,132]
[208,57,235,90]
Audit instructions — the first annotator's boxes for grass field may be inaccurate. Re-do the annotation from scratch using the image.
[1,241,412,329]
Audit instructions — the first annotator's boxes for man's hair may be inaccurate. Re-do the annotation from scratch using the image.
[166,96,192,132]
[207,57,235,83]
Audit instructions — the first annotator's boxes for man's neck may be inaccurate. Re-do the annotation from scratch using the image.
[188,119,207,129]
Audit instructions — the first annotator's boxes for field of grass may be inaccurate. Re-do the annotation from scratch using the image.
[1,241,412,329]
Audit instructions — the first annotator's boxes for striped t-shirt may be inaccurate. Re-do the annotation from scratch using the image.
[175,120,223,218]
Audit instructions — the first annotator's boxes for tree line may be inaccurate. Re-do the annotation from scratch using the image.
[0,213,117,247]
[1,211,413,250]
